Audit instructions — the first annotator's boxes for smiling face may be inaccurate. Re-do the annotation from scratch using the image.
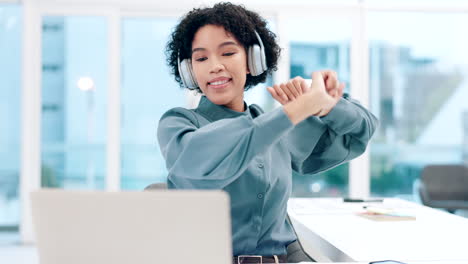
[191,24,250,112]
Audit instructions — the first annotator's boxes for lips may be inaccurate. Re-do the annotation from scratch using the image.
[207,77,232,89]
[210,79,230,85]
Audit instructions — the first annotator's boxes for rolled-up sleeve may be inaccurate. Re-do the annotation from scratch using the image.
[157,107,294,189]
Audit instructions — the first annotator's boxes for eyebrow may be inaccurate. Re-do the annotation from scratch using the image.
[192,41,239,54]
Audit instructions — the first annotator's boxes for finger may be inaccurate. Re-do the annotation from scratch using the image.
[330,79,339,92]
[331,82,343,98]
[338,83,345,97]
[273,85,288,104]
[322,70,337,80]
[292,79,303,96]
[281,83,295,101]
[327,82,339,98]
[273,86,289,105]
[325,74,338,91]
[325,75,332,90]
[286,81,299,99]
[267,86,284,105]
[322,70,337,90]
[311,72,325,89]
[332,89,338,98]
[321,70,330,83]
[274,84,289,103]
[267,86,277,98]
[292,78,303,95]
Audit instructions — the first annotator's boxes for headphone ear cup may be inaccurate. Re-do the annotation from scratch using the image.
[248,44,267,76]
[259,45,266,70]
[185,59,198,88]
[248,45,254,75]
[179,59,198,88]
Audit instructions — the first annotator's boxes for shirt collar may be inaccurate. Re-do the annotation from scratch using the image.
[195,96,251,122]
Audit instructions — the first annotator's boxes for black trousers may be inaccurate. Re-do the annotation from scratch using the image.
[233,240,315,263]
[286,240,315,263]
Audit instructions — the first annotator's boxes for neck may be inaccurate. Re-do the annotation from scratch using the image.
[225,96,245,112]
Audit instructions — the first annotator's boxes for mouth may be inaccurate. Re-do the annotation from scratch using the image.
[207,78,232,89]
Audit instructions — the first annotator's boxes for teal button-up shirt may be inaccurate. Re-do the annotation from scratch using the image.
[157,95,378,256]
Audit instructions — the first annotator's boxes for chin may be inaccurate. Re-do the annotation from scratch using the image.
[206,94,231,105]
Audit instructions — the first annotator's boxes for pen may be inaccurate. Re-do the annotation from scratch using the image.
[343,198,384,203]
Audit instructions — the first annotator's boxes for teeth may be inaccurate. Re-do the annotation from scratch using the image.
[210,79,229,85]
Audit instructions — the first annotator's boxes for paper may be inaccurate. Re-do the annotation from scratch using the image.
[357,206,416,221]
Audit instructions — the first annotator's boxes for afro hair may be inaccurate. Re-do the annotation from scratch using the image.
[166,2,281,93]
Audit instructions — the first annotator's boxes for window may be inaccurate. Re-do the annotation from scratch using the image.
[41,16,108,189]
[120,18,183,190]
[368,12,468,197]
[0,4,21,230]
[287,17,352,197]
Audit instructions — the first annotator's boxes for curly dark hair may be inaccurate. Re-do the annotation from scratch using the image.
[166,2,281,92]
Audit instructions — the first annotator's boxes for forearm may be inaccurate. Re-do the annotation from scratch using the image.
[321,98,378,139]
[282,93,319,125]
[282,91,335,125]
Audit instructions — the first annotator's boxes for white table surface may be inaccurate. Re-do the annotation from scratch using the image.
[288,198,468,263]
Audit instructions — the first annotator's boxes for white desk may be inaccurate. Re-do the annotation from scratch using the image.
[313,262,468,264]
[311,262,468,264]
[1,245,468,264]
[288,198,468,263]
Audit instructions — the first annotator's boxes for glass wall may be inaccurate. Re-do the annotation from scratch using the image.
[41,16,108,189]
[6,1,468,240]
[0,4,21,230]
[120,18,183,190]
[287,18,352,197]
[368,12,468,197]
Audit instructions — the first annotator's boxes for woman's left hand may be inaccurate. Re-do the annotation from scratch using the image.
[267,76,306,105]
[267,70,345,105]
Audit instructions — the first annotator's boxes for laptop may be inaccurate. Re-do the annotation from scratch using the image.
[30,189,232,264]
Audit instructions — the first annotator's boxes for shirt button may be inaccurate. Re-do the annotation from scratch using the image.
[257,193,264,199]
[257,163,264,168]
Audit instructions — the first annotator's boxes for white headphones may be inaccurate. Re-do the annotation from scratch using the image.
[177,30,267,89]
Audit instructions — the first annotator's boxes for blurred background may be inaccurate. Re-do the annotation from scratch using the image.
[1,0,468,246]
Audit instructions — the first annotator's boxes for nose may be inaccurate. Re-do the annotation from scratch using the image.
[209,57,225,74]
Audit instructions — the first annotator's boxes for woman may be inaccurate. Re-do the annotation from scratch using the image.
[158,2,378,263]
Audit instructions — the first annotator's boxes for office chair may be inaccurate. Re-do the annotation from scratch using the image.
[418,164,468,213]
[143,183,314,262]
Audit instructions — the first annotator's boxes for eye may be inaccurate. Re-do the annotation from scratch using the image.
[195,57,207,62]
[223,52,236,56]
